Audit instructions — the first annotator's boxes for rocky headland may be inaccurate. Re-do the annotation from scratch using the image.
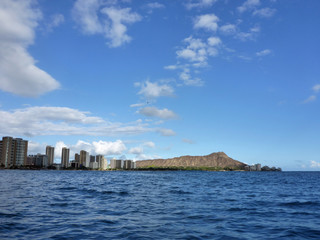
[136,152,246,170]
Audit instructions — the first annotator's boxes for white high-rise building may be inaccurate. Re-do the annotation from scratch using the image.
[96,155,107,170]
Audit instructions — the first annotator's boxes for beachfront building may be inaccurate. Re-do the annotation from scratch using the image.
[0,136,28,168]
[96,155,107,170]
[80,150,89,167]
[46,146,55,166]
[123,160,133,170]
[27,154,48,168]
[110,159,124,169]
[61,147,70,168]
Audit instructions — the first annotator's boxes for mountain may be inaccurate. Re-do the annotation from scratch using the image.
[136,152,246,169]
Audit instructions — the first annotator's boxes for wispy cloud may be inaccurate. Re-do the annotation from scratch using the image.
[182,138,195,144]
[0,0,60,97]
[72,0,141,47]
[253,8,276,18]
[236,25,260,41]
[157,128,176,136]
[303,84,320,103]
[0,106,175,137]
[312,84,320,93]
[185,0,217,10]
[138,106,178,120]
[46,14,64,32]
[303,95,316,104]
[256,49,271,56]
[238,0,260,13]
[144,2,165,13]
[220,24,237,35]
[179,68,204,86]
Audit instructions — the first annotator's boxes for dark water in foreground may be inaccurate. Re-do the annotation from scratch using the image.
[0,171,319,239]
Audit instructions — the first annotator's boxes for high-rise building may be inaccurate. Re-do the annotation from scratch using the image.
[123,160,133,170]
[110,159,123,169]
[96,155,107,169]
[0,136,28,168]
[80,150,89,167]
[61,147,70,168]
[46,146,55,166]
[75,153,80,163]
[27,154,48,167]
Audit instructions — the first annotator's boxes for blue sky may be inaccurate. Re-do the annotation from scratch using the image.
[0,0,319,170]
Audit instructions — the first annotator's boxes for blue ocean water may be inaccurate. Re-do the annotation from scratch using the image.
[0,170,319,239]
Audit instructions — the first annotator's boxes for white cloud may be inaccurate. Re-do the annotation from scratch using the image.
[253,8,276,18]
[310,160,320,168]
[101,7,142,47]
[28,141,46,155]
[0,0,60,97]
[238,0,260,13]
[176,36,221,65]
[51,139,127,159]
[185,0,217,9]
[194,14,219,32]
[256,49,271,56]
[220,24,237,35]
[312,84,320,93]
[303,95,316,104]
[164,65,179,70]
[92,140,126,155]
[174,36,221,86]
[208,37,221,47]
[158,128,176,136]
[138,81,174,99]
[0,106,155,137]
[72,0,103,34]
[138,106,178,119]
[55,141,68,159]
[72,0,141,48]
[72,140,93,154]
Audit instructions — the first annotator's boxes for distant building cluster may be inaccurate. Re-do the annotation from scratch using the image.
[0,136,136,170]
[245,164,261,171]
[245,163,282,172]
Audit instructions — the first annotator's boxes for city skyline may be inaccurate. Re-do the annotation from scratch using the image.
[0,0,320,170]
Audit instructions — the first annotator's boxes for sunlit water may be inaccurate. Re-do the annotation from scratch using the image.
[1,170,319,239]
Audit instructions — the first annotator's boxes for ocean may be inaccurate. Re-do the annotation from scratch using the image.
[0,170,319,239]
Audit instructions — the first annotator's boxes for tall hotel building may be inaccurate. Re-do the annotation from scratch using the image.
[80,150,89,167]
[46,146,55,166]
[61,147,70,168]
[96,155,107,170]
[0,136,28,168]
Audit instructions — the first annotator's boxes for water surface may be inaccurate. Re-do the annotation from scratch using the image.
[0,170,319,239]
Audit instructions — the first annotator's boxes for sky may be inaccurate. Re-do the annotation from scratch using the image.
[0,0,319,171]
